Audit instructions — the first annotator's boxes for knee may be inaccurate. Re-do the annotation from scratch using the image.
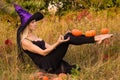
[64,32,72,39]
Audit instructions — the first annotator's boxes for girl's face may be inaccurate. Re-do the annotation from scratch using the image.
[28,20,37,31]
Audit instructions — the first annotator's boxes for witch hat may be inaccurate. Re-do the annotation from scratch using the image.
[14,4,44,27]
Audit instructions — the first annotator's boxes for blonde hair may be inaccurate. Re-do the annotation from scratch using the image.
[20,26,29,41]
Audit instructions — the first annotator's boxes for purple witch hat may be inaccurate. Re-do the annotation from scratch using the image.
[14,4,44,27]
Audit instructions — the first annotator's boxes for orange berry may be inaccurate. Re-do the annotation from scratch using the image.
[101,28,109,34]
[29,75,35,80]
[42,76,49,80]
[90,30,96,36]
[52,77,62,80]
[85,31,92,37]
[58,73,67,79]
[71,29,82,36]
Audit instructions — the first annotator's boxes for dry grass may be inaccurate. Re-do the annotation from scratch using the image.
[0,8,120,80]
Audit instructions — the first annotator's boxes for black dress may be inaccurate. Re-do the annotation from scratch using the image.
[23,32,95,74]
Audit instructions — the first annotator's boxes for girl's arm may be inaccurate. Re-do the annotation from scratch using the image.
[21,35,70,56]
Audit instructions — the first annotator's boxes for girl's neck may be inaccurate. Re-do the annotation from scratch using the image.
[28,30,34,37]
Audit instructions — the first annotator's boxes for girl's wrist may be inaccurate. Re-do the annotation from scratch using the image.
[56,41,61,45]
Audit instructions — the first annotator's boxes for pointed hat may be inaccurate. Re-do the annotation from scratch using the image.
[14,4,44,26]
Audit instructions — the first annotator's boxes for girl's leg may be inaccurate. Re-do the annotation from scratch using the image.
[64,32,95,45]
[40,32,95,74]
[40,42,70,73]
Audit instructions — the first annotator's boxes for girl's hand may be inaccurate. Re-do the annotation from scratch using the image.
[57,35,70,44]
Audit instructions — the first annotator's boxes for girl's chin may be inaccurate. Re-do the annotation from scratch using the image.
[32,29,36,31]
[32,28,36,30]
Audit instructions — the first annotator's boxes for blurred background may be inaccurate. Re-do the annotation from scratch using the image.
[0,0,120,80]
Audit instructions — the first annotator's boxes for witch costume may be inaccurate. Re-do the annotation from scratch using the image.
[15,4,95,74]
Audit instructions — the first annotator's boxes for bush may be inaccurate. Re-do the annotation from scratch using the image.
[3,0,120,16]
[16,0,45,12]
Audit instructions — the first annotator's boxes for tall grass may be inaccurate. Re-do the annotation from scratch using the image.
[0,8,120,80]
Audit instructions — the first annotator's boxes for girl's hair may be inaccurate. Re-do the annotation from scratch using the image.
[21,26,29,41]
[17,25,29,62]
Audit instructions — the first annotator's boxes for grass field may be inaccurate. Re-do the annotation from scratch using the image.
[0,8,120,80]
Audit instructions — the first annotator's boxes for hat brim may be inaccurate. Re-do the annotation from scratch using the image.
[25,12,44,26]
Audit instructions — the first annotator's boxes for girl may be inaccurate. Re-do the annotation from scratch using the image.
[15,4,113,74]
